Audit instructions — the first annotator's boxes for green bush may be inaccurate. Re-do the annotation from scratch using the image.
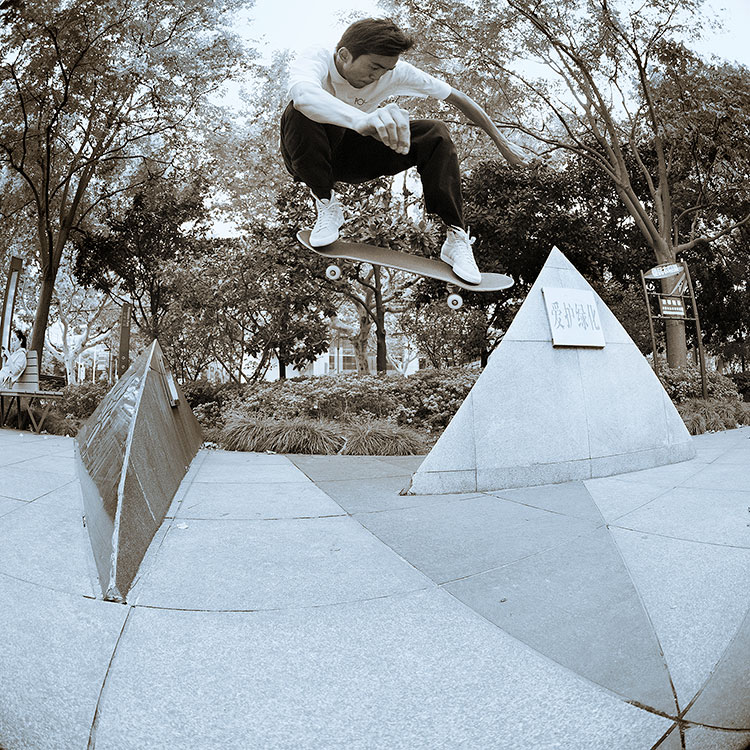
[658,366,740,403]
[729,372,750,402]
[222,367,479,432]
[677,398,750,435]
[59,381,110,419]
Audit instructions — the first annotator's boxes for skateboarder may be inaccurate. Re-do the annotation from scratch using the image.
[280,17,526,285]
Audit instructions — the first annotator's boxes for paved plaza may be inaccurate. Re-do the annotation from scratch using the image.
[1,426,749,749]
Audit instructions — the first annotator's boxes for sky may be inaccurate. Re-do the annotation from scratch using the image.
[237,0,750,67]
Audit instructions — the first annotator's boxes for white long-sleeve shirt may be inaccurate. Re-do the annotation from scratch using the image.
[0,347,27,387]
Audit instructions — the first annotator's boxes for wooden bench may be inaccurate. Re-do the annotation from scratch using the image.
[0,350,64,433]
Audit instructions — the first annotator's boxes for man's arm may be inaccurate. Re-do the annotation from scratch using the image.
[446,89,526,166]
[291,83,411,154]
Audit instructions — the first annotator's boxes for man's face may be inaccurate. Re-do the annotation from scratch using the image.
[335,48,399,88]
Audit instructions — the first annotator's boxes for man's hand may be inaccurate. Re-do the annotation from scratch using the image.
[355,103,411,155]
[494,137,528,167]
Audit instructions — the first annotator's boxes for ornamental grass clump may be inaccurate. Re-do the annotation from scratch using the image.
[677,398,750,435]
[342,419,427,456]
[220,416,344,454]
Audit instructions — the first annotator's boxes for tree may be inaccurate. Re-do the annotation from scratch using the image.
[0,0,252,358]
[164,230,339,382]
[46,247,119,384]
[386,0,750,367]
[74,174,210,341]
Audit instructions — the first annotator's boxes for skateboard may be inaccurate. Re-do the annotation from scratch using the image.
[297,230,513,309]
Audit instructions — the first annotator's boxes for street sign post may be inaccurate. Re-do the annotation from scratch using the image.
[640,261,708,399]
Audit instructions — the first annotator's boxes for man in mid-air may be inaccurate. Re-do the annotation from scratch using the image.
[280,17,525,285]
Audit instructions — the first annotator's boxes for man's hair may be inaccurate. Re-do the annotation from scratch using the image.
[13,328,26,348]
[336,18,414,60]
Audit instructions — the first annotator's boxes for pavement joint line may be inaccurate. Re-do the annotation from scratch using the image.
[434,563,688,723]
[86,604,135,750]
[482,489,608,522]
[606,518,680,714]
[668,607,750,728]
[165,513,350,521]
[128,584,436,614]
[608,523,750,550]
[0,568,95,599]
[433,526,607,587]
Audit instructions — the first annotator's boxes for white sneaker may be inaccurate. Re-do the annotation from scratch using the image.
[440,226,481,284]
[310,192,344,247]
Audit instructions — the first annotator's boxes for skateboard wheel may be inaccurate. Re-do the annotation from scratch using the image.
[326,265,342,281]
[447,293,463,310]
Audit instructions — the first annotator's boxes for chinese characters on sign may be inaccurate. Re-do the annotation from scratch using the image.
[658,296,686,318]
[542,287,606,348]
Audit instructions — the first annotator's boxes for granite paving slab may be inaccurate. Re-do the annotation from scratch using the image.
[315,475,473,514]
[190,460,309,485]
[287,454,412,481]
[11,453,77,478]
[0,464,73,501]
[356,493,600,583]
[613,458,708,487]
[654,728,683,750]
[679,461,750,491]
[90,589,671,750]
[445,525,677,714]
[200,449,293,466]
[683,608,750,729]
[583,476,672,522]
[489,480,605,522]
[614,487,750,547]
[174,480,345,520]
[684,727,750,749]
[131,515,431,610]
[0,495,25,517]
[610,527,750,709]
[0,574,128,750]
[0,493,95,595]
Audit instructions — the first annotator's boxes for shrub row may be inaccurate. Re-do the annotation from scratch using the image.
[189,368,481,434]
[657,366,740,403]
[220,416,428,455]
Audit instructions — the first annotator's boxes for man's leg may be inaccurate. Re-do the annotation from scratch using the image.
[332,119,464,229]
[280,102,346,245]
[333,120,480,283]
[280,102,344,199]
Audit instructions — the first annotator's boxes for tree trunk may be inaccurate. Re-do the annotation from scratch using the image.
[278,358,287,380]
[660,276,688,368]
[31,267,57,364]
[373,266,387,373]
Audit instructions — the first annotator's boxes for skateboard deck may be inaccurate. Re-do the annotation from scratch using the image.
[297,230,514,292]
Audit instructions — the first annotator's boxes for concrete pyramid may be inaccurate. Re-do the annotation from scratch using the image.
[75,340,202,601]
[408,247,695,494]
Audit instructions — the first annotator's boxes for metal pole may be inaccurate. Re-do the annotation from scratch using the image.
[683,263,708,400]
[640,270,660,374]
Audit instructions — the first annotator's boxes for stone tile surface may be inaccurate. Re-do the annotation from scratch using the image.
[610,527,750,709]
[0,494,95,595]
[287,455,411,481]
[490,480,604,522]
[684,726,750,749]
[615,487,750,547]
[445,525,677,715]
[0,574,127,750]
[584,477,670,522]
[132,515,430,610]
[357,493,599,583]
[91,589,671,750]
[0,464,70,500]
[174,480,345,520]
[313,476,440,514]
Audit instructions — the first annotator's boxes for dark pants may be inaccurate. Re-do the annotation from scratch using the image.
[280,102,464,228]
